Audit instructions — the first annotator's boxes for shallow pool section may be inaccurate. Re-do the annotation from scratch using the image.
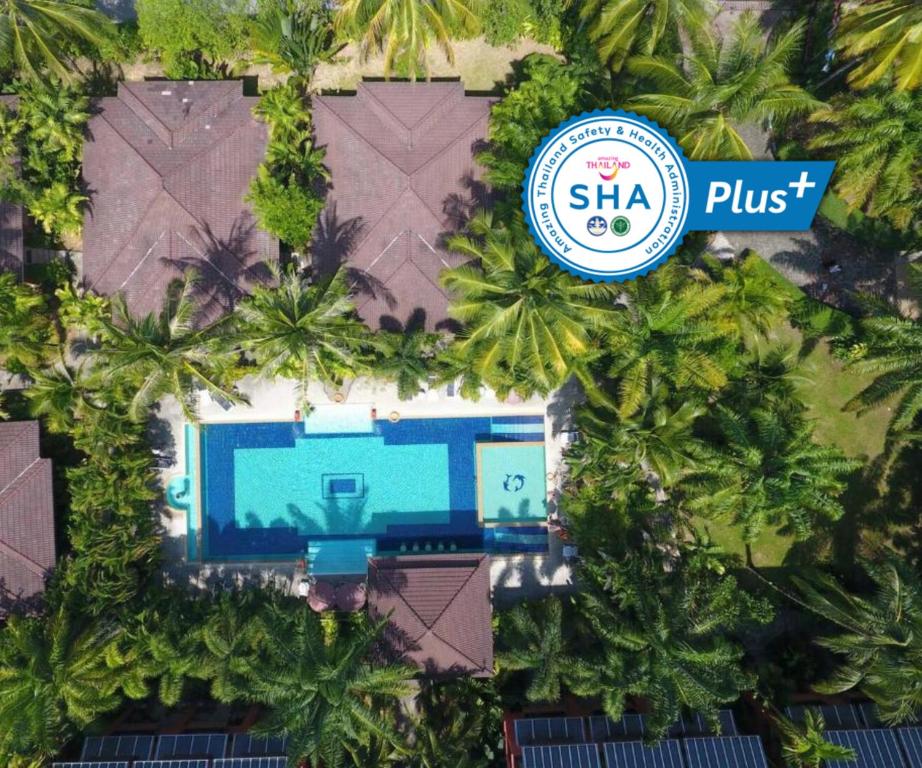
[198,415,548,563]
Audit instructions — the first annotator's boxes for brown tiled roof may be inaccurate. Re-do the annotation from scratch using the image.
[0,95,23,278]
[0,421,55,602]
[368,554,493,677]
[313,82,494,331]
[81,81,278,320]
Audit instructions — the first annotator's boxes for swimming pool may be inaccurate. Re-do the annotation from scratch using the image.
[194,413,549,566]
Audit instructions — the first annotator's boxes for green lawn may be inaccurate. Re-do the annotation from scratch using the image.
[692,256,891,567]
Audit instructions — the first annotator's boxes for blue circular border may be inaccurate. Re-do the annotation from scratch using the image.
[522,109,690,282]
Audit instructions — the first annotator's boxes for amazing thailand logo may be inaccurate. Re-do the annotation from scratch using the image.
[522,109,834,282]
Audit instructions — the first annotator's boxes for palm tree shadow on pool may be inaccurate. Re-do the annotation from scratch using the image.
[284,493,372,537]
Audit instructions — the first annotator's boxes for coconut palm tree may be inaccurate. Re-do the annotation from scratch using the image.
[577,386,709,488]
[846,315,922,433]
[809,88,921,232]
[573,549,771,737]
[602,263,732,418]
[627,13,822,159]
[236,265,370,403]
[775,709,857,767]
[835,0,922,91]
[580,0,714,74]
[374,321,441,401]
[793,558,922,725]
[442,210,619,399]
[683,406,860,542]
[495,597,588,704]
[92,272,244,422]
[0,0,113,82]
[335,0,480,81]
[240,607,415,768]
[0,606,148,763]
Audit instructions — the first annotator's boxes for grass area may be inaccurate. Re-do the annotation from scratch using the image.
[311,37,557,93]
[692,256,892,567]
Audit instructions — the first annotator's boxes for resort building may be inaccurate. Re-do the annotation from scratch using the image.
[0,95,24,278]
[81,80,278,320]
[368,553,493,677]
[313,81,494,331]
[0,421,55,607]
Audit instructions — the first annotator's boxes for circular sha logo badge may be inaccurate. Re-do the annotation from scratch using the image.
[522,110,690,282]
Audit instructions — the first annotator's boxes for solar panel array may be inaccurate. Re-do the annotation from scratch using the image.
[603,739,684,768]
[824,729,905,768]
[82,735,156,760]
[786,704,865,730]
[522,744,602,768]
[135,762,210,768]
[515,718,587,746]
[155,735,228,760]
[683,737,767,768]
[230,735,288,757]
[899,727,922,768]
[586,711,738,743]
[55,763,129,768]
[214,759,288,768]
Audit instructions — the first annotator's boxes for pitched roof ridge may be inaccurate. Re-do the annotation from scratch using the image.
[0,421,34,462]
[404,245,450,300]
[357,85,412,143]
[96,106,167,181]
[407,82,465,137]
[410,108,490,181]
[117,83,173,147]
[364,81,461,134]
[161,116,254,193]
[0,460,52,578]
[429,557,490,670]
[313,99,406,177]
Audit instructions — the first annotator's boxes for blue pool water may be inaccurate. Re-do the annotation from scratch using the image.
[198,415,548,562]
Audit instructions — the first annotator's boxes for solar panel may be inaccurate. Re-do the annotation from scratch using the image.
[231,733,289,757]
[54,763,129,768]
[786,704,864,730]
[683,736,768,768]
[81,734,156,760]
[603,739,683,768]
[155,734,228,759]
[521,744,602,768]
[668,711,738,737]
[515,718,587,746]
[899,727,922,768]
[588,715,646,741]
[824,729,906,768]
[214,759,288,768]
[135,762,210,768]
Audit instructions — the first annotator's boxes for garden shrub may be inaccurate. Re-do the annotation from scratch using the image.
[482,0,531,45]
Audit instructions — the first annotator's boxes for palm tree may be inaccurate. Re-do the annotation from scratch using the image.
[409,679,502,768]
[236,266,370,404]
[335,0,480,81]
[0,0,113,82]
[240,607,415,768]
[27,179,85,239]
[92,272,244,422]
[580,0,713,73]
[0,272,53,373]
[835,0,922,91]
[683,406,860,542]
[0,606,148,763]
[793,558,922,725]
[251,0,340,82]
[627,13,822,159]
[775,709,857,767]
[574,549,771,737]
[374,324,441,401]
[578,387,708,488]
[495,597,587,704]
[602,263,732,418]
[809,89,921,231]
[846,315,922,433]
[707,253,792,349]
[442,211,619,399]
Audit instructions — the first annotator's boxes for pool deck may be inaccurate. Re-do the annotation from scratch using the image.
[155,375,578,596]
